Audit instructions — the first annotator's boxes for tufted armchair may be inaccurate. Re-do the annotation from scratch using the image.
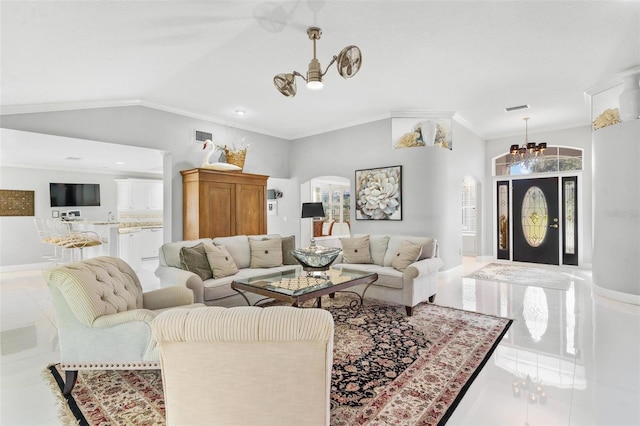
[152,306,334,426]
[43,256,204,395]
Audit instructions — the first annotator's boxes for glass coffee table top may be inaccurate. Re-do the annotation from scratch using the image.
[233,267,376,297]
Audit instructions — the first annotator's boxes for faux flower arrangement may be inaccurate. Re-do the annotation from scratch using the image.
[593,108,621,130]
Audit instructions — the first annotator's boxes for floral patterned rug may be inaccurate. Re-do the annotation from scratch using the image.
[45,296,511,426]
[464,262,573,291]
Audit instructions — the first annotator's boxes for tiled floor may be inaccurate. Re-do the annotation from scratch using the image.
[1,257,639,425]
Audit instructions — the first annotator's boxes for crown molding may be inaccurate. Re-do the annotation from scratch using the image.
[0,99,287,140]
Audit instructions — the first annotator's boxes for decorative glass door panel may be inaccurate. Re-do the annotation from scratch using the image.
[497,181,510,260]
[562,177,578,265]
[512,178,559,265]
[521,186,549,247]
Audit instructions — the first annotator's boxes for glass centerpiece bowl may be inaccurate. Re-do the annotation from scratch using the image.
[290,245,342,273]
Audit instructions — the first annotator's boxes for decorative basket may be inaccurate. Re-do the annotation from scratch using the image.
[224,147,247,170]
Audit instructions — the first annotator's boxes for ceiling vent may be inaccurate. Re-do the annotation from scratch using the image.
[505,104,530,112]
[195,130,213,143]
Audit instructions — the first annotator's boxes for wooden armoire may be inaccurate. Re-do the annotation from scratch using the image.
[181,168,268,240]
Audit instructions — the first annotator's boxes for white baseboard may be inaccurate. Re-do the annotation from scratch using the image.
[0,262,51,274]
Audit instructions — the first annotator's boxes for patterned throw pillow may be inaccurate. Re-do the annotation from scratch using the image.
[179,243,213,280]
[249,238,283,268]
[340,235,373,264]
[204,243,239,278]
[391,240,423,272]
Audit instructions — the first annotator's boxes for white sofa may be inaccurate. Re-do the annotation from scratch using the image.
[331,234,444,316]
[155,234,299,306]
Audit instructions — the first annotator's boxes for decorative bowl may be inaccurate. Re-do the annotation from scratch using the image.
[290,246,342,271]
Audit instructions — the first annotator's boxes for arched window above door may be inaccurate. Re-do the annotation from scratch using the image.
[494,146,583,176]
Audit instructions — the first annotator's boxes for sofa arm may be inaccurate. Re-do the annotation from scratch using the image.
[155,266,204,303]
[404,257,444,280]
[92,309,156,328]
[143,286,194,310]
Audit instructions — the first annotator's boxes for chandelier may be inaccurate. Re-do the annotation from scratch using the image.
[273,27,362,97]
[509,117,547,164]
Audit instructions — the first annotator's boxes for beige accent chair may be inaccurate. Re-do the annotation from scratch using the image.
[152,306,334,426]
[43,256,204,395]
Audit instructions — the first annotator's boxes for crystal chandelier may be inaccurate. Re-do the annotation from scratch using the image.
[509,117,547,165]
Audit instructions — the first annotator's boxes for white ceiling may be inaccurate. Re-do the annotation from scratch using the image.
[1,1,639,170]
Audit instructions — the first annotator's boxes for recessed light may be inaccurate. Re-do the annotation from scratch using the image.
[116,161,125,165]
[65,156,83,161]
[235,109,246,116]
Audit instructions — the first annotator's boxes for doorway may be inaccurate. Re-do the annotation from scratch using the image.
[512,178,559,265]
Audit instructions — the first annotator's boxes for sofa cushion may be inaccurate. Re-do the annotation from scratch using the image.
[333,264,404,289]
[204,244,239,278]
[340,235,373,264]
[250,238,283,268]
[281,235,297,265]
[213,236,251,269]
[391,240,422,272]
[383,236,436,266]
[180,243,213,281]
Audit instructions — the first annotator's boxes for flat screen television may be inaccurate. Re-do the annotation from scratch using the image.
[49,183,101,207]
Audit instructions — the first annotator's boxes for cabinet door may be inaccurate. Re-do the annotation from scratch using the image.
[148,182,163,210]
[132,182,149,210]
[141,228,163,258]
[118,232,142,270]
[116,181,133,210]
[201,181,235,238]
[235,183,266,236]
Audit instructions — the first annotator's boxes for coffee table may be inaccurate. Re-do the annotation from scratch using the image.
[231,267,378,309]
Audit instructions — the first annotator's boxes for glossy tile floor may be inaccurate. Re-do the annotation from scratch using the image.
[1,257,639,425]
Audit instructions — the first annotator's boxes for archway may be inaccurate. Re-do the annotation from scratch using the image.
[300,175,351,247]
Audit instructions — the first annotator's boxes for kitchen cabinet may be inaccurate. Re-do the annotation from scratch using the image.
[118,230,142,270]
[181,168,268,240]
[116,179,163,211]
[141,227,163,258]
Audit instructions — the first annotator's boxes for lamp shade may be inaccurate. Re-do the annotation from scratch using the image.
[301,202,325,218]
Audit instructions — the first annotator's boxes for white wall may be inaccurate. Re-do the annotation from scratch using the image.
[484,125,593,265]
[0,166,125,266]
[1,106,292,243]
[290,118,486,270]
[266,177,299,240]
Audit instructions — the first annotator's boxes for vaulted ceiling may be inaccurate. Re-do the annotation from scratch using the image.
[1,1,639,144]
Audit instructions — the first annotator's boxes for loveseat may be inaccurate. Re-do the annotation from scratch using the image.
[155,234,300,306]
[332,234,444,316]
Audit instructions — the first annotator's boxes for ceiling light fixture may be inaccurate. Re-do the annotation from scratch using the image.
[273,27,362,97]
[235,109,246,116]
[509,117,546,164]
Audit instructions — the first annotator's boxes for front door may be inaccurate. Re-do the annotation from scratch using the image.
[512,178,559,265]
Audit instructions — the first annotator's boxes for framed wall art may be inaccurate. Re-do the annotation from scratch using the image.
[391,111,454,150]
[0,189,35,217]
[355,165,402,220]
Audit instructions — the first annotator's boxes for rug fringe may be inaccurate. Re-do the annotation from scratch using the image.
[42,364,80,426]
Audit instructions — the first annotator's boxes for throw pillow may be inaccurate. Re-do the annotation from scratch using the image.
[281,235,298,265]
[340,235,373,264]
[249,238,283,268]
[179,243,213,281]
[204,243,239,278]
[391,240,423,272]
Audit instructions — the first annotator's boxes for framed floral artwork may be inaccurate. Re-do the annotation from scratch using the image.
[355,165,402,220]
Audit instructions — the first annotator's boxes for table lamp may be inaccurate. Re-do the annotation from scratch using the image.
[301,202,325,247]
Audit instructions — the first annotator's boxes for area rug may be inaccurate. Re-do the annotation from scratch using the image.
[464,262,573,291]
[44,295,512,426]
